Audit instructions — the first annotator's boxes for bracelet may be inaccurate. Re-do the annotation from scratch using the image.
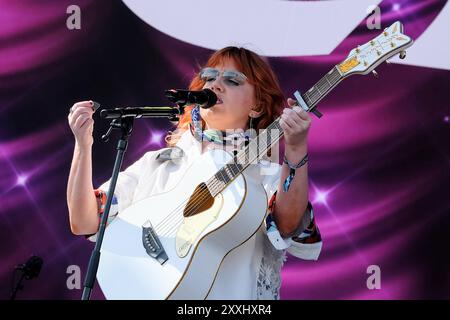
[282,153,308,192]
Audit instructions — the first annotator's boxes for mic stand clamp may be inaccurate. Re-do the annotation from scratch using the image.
[101,117,133,142]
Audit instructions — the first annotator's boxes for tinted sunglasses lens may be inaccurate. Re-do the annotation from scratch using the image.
[222,71,246,84]
[200,68,219,81]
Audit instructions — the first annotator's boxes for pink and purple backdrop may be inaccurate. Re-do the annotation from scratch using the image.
[1,0,449,299]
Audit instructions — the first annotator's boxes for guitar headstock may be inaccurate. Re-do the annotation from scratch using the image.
[337,21,413,77]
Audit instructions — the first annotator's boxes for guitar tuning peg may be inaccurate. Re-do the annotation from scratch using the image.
[372,70,379,78]
[399,51,406,59]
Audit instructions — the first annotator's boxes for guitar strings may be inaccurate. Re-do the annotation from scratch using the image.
[151,124,285,235]
[154,135,282,236]
[154,151,250,235]
[152,142,252,232]
[154,146,259,235]
[153,131,283,236]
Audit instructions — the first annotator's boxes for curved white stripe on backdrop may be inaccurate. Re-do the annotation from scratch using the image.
[121,0,382,57]
[391,1,450,70]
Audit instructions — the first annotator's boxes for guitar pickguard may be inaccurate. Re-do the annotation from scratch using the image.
[175,192,224,258]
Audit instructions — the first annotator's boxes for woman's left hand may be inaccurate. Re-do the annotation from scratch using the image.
[280,98,312,149]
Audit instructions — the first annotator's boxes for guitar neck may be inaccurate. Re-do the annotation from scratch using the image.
[205,65,344,197]
[301,65,343,109]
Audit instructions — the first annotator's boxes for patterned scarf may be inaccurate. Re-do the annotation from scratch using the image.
[189,106,252,146]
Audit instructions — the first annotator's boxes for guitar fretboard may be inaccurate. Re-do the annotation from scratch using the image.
[302,66,342,108]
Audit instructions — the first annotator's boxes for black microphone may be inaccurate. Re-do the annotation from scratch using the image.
[165,89,217,108]
[15,255,43,280]
[10,255,43,300]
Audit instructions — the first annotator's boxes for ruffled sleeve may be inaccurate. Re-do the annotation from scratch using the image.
[260,160,322,260]
[265,192,322,260]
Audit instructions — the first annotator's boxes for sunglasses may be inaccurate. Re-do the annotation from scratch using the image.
[199,67,247,86]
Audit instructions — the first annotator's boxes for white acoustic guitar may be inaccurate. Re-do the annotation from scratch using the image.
[96,21,413,299]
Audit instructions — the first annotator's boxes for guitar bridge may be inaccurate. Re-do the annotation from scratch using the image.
[142,221,168,265]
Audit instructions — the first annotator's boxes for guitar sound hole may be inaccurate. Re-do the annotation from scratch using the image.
[184,183,214,217]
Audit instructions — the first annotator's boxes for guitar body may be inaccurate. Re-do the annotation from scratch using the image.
[97,148,267,299]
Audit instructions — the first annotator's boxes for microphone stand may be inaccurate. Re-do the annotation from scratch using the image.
[81,105,183,300]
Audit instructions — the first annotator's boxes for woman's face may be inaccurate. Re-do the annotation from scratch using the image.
[200,59,256,131]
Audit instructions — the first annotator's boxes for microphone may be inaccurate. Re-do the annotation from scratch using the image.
[10,255,43,300]
[98,88,217,120]
[165,89,217,108]
[15,255,43,280]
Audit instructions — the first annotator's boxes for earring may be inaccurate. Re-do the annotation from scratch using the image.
[249,116,254,131]
[245,116,254,146]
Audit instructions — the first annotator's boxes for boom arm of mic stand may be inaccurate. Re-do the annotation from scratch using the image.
[100,106,183,120]
[100,105,184,142]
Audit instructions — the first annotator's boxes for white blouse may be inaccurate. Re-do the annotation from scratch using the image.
[89,130,322,300]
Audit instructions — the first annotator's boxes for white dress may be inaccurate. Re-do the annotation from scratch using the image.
[88,130,322,299]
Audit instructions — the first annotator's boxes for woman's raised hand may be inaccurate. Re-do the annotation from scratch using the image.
[68,100,95,148]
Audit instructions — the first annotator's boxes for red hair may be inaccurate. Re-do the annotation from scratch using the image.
[166,47,285,146]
